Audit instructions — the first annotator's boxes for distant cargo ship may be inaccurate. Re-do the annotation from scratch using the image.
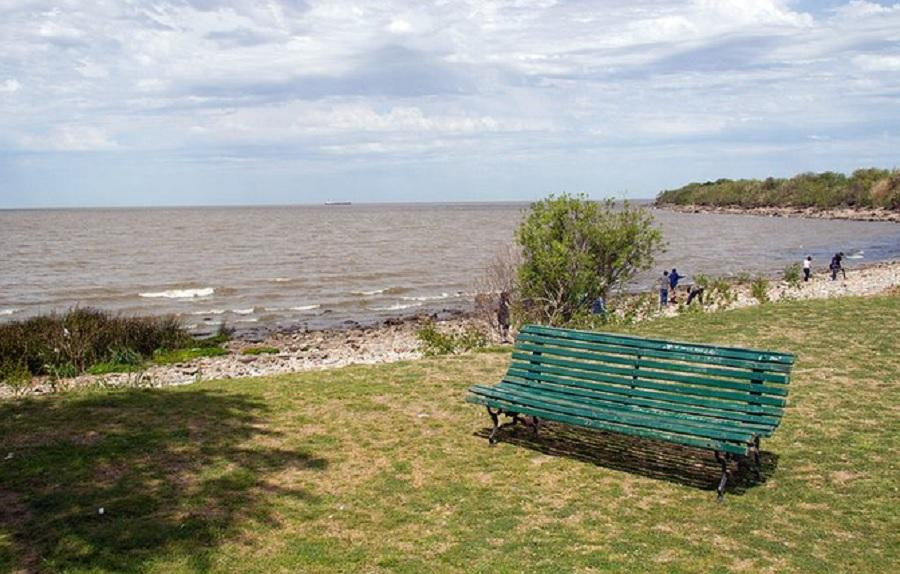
[324,201,352,206]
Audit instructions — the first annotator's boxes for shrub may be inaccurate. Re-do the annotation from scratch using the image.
[694,274,737,309]
[473,245,522,334]
[783,263,802,288]
[515,194,664,324]
[0,308,193,378]
[0,358,31,396]
[416,322,487,356]
[751,277,770,304]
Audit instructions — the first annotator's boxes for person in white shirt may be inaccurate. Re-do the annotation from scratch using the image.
[803,256,812,282]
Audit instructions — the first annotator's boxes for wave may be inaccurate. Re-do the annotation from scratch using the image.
[290,304,321,311]
[351,286,410,296]
[401,292,451,302]
[189,309,226,316]
[352,288,388,296]
[232,308,254,315]
[372,302,422,311]
[140,287,214,299]
[0,308,18,316]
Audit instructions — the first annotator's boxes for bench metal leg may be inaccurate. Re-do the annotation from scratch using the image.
[487,408,522,445]
[715,451,731,502]
[487,407,501,445]
[751,436,762,480]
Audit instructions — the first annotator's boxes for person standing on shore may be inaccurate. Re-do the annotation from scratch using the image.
[668,268,685,302]
[830,252,846,281]
[803,256,812,282]
[497,291,511,343]
[659,271,670,308]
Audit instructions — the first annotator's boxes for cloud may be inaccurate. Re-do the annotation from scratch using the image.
[0,0,899,206]
[19,125,118,151]
[0,79,21,93]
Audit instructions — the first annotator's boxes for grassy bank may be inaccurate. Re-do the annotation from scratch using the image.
[1,294,897,572]
[656,168,900,210]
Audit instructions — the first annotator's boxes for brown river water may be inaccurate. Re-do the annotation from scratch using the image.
[2,203,898,332]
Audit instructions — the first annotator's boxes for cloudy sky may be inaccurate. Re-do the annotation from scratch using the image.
[1,0,898,207]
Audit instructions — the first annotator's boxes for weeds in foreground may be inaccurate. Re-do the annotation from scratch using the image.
[784,263,803,289]
[417,322,488,356]
[751,276,771,304]
[0,309,233,386]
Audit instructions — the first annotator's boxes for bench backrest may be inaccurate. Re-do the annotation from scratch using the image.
[510,325,795,432]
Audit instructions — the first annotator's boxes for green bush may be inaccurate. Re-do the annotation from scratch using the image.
[694,274,737,309]
[515,194,664,324]
[416,322,488,356]
[0,308,192,378]
[0,358,31,395]
[783,263,802,288]
[751,277,770,304]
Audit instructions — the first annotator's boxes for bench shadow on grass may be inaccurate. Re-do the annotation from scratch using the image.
[0,389,327,572]
[476,420,778,496]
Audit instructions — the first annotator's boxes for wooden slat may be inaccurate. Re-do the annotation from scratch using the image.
[496,382,772,438]
[506,366,784,418]
[510,354,787,407]
[522,325,795,365]
[516,333,790,383]
[514,344,788,395]
[466,393,749,455]
[520,332,792,373]
[499,377,778,430]
[470,385,754,442]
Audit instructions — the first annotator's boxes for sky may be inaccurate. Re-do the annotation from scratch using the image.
[1,0,899,208]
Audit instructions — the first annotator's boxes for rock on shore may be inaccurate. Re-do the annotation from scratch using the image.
[656,204,900,223]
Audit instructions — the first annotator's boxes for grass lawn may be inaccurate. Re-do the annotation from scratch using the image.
[1,294,898,573]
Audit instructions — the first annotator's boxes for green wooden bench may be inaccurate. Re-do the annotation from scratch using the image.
[466,324,795,500]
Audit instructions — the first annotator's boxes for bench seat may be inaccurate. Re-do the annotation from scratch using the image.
[466,324,795,499]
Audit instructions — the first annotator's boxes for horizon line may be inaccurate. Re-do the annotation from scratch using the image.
[0,197,657,211]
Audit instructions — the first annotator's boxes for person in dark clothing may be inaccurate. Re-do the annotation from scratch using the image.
[668,268,685,302]
[829,252,846,281]
[497,291,511,343]
[591,295,607,317]
[686,284,705,305]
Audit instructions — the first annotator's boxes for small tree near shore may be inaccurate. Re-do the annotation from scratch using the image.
[516,194,664,324]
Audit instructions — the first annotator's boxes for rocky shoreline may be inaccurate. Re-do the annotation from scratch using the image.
[3,260,899,399]
[655,203,900,222]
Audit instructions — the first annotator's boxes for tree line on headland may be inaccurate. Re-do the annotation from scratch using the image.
[655,168,900,211]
